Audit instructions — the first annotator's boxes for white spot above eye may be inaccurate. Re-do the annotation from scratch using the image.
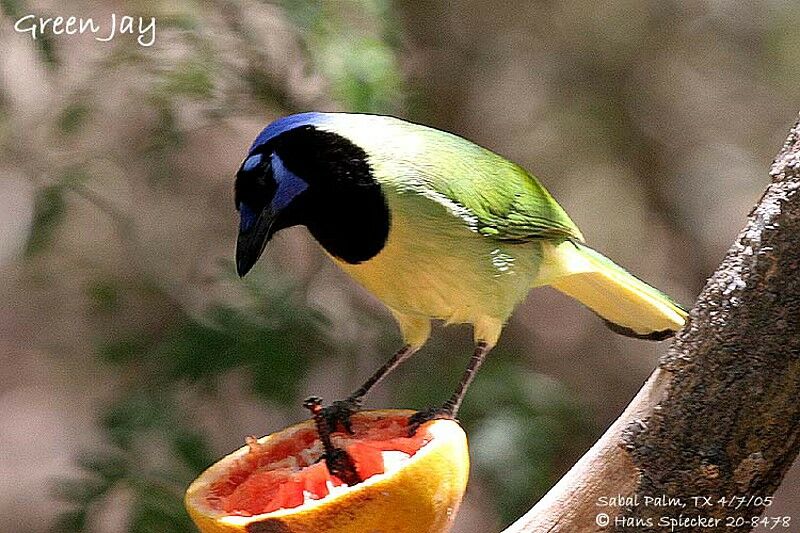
[242,153,262,172]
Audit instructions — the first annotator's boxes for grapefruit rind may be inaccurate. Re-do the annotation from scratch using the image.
[185,410,469,533]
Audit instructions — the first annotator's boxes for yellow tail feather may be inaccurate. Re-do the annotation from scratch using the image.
[536,240,687,339]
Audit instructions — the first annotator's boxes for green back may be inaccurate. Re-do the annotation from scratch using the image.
[322,113,583,243]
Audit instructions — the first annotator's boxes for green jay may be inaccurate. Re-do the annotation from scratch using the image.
[235,112,687,431]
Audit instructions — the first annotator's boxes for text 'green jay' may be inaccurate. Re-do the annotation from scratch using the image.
[235,112,687,430]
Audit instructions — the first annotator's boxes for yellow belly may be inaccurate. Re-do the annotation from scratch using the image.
[332,191,541,346]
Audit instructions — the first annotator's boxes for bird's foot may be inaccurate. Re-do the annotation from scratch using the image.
[407,405,456,436]
[303,396,362,485]
[322,447,362,486]
[304,395,362,435]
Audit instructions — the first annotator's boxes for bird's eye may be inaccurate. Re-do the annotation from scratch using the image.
[234,151,275,212]
[242,153,262,172]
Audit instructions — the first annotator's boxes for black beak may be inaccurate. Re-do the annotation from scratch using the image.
[236,205,277,277]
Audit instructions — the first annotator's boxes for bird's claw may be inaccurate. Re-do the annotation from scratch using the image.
[407,406,455,436]
[323,447,362,485]
[305,396,362,435]
[303,396,362,485]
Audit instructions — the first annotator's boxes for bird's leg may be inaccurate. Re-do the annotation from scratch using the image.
[350,344,416,400]
[408,341,490,434]
[306,344,415,434]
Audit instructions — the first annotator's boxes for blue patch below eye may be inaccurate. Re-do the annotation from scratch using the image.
[239,202,258,232]
[242,153,262,172]
[271,153,308,212]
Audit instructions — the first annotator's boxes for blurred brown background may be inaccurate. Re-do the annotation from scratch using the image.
[0,0,798,531]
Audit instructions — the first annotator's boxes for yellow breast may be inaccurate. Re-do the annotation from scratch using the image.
[332,190,540,345]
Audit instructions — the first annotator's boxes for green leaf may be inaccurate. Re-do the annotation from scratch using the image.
[51,509,87,533]
[76,452,128,483]
[140,100,183,183]
[159,13,199,31]
[172,431,214,473]
[25,185,66,256]
[0,0,22,17]
[87,279,121,313]
[101,393,167,449]
[162,62,214,99]
[57,102,91,135]
[129,482,195,533]
[280,0,405,113]
[99,336,152,364]
[52,478,108,504]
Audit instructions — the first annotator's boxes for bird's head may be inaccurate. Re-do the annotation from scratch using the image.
[234,113,390,277]
[234,147,302,276]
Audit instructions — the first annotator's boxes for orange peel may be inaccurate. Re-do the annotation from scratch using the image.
[185,409,469,533]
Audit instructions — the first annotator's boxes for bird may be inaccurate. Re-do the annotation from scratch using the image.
[234,111,687,431]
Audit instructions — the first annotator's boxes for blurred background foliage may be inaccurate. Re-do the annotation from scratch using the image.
[0,0,798,532]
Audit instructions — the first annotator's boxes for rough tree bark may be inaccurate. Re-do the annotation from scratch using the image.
[503,114,800,533]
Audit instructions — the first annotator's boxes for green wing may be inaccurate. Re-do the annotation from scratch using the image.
[435,144,582,242]
[405,124,583,243]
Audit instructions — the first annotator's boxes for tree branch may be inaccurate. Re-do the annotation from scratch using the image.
[504,114,800,532]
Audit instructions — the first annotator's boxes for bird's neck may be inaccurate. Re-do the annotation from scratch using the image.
[301,186,391,265]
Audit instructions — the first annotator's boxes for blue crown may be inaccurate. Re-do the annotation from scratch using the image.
[249,112,333,152]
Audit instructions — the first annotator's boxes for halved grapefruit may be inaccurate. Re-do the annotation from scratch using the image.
[185,410,469,533]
